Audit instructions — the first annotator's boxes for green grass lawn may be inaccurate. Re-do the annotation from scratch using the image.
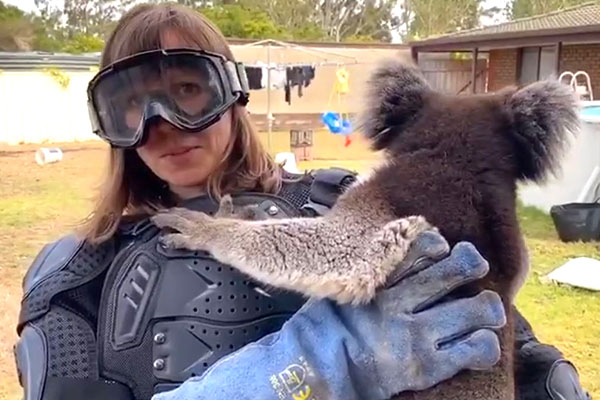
[0,142,598,399]
[515,203,600,394]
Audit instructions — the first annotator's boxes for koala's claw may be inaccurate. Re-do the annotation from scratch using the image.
[401,216,433,240]
[215,194,235,218]
[152,213,193,233]
[160,233,204,250]
[379,216,431,245]
[152,208,212,232]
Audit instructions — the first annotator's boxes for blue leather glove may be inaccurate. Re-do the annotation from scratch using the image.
[152,232,506,400]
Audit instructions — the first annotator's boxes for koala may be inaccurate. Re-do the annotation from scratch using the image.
[154,194,433,305]
[153,59,579,399]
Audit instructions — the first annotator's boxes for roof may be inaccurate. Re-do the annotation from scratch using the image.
[0,52,100,71]
[411,2,600,51]
[227,38,406,50]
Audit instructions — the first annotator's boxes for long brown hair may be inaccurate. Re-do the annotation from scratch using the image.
[79,3,281,243]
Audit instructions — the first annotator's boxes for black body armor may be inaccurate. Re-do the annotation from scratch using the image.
[14,168,354,400]
[14,168,591,400]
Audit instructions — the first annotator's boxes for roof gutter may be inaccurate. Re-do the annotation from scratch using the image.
[411,24,600,52]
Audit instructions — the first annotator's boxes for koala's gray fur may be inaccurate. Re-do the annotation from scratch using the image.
[153,188,432,305]
[152,57,578,400]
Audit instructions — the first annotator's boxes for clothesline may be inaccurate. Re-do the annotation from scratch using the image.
[238,39,367,69]
[244,63,316,106]
[237,38,360,148]
[243,60,364,69]
[243,59,370,105]
[239,38,360,63]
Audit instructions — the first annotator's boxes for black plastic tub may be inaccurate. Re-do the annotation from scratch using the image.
[550,202,600,242]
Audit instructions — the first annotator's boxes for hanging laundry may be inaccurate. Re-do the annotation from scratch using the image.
[303,66,316,87]
[269,67,287,89]
[255,62,286,90]
[335,67,349,95]
[245,66,263,90]
[284,78,292,105]
[244,61,317,105]
[284,65,316,105]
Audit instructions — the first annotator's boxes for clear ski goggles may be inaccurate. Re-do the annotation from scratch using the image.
[87,48,250,148]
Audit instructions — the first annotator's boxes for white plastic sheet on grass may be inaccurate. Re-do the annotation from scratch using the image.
[547,257,600,291]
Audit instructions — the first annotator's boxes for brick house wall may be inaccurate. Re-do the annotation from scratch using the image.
[488,49,518,91]
[487,43,600,96]
[560,44,600,99]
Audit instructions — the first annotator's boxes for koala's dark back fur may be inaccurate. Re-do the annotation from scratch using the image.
[375,93,526,296]
[358,60,579,400]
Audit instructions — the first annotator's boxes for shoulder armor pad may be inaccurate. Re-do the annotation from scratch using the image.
[22,234,84,296]
[18,235,116,333]
[14,324,46,400]
[547,360,591,400]
[302,167,357,216]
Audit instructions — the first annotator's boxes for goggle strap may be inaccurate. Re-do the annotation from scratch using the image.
[225,60,250,104]
[87,99,102,136]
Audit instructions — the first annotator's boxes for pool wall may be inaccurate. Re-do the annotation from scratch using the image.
[518,101,600,212]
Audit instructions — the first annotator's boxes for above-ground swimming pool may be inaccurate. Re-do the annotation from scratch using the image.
[518,100,600,211]
[581,101,600,123]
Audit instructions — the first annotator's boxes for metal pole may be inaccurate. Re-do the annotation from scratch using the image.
[267,42,272,152]
[471,47,479,93]
[411,47,419,65]
[555,41,563,76]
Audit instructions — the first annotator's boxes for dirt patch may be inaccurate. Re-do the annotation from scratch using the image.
[0,140,598,399]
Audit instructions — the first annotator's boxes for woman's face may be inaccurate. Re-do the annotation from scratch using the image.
[135,30,233,198]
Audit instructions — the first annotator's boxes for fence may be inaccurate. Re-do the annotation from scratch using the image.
[418,56,488,94]
[0,45,408,145]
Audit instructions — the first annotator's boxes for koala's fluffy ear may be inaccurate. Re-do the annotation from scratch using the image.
[357,59,431,151]
[504,80,580,183]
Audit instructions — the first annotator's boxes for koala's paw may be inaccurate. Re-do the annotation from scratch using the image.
[379,216,432,246]
[152,207,213,234]
[336,279,379,305]
[160,232,206,251]
[215,194,235,218]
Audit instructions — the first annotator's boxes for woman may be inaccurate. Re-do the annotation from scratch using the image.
[14,3,589,400]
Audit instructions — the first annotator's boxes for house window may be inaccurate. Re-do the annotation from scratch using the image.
[519,46,557,85]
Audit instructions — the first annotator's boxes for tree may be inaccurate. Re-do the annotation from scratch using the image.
[61,33,105,53]
[19,0,404,50]
[232,0,398,42]
[334,0,400,42]
[398,0,495,41]
[0,0,24,20]
[30,0,137,53]
[199,4,287,39]
[0,1,34,50]
[35,0,135,38]
[238,0,322,40]
[312,0,399,42]
[196,0,326,41]
[505,0,590,19]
